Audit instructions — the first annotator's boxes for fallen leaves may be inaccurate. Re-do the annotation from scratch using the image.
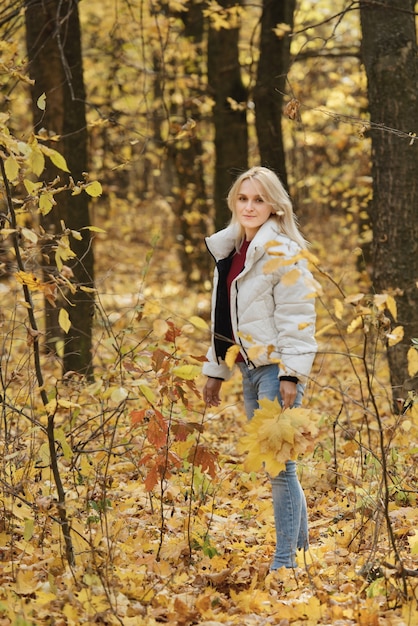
[2,194,418,626]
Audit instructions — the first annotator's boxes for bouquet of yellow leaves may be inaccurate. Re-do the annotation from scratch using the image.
[237,398,320,475]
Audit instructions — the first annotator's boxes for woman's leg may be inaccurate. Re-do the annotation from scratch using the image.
[270,461,308,569]
[238,364,308,569]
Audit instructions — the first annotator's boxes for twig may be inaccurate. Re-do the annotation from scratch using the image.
[0,155,75,567]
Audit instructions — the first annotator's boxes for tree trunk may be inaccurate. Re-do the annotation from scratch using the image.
[167,1,212,286]
[360,0,418,406]
[253,0,296,188]
[169,132,212,286]
[25,0,95,378]
[207,0,248,230]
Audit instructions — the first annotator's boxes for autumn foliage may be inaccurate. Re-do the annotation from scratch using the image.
[1,169,418,623]
[1,4,418,626]
[238,400,320,475]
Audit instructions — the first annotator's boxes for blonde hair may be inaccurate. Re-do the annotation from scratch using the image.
[227,166,308,250]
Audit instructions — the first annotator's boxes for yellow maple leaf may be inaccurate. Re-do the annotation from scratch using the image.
[238,398,319,475]
[55,234,76,271]
[15,570,40,595]
[225,344,241,368]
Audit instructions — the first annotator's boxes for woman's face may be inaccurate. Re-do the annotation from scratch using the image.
[235,178,272,240]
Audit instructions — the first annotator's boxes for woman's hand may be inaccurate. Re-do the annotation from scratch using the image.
[280,379,297,409]
[203,377,223,407]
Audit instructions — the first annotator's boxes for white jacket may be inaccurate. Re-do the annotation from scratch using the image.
[202,218,317,382]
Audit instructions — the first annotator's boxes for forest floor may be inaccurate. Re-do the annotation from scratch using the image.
[1,197,418,625]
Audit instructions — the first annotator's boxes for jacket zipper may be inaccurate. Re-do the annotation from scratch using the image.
[234,280,256,369]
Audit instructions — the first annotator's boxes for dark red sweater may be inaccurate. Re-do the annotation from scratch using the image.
[226,240,250,362]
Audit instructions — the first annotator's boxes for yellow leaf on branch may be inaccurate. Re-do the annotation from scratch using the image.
[55,234,76,271]
[39,191,55,215]
[40,145,70,172]
[23,178,43,196]
[387,325,404,346]
[85,180,103,197]
[172,364,201,380]
[408,529,418,555]
[28,142,45,176]
[21,227,38,244]
[37,92,46,110]
[333,298,344,320]
[15,270,42,291]
[58,308,71,333]
[407,346,418,377]
[273,22,292,39]
[189,315,208,330]
[4,155,19,180]
[347,315,363,334]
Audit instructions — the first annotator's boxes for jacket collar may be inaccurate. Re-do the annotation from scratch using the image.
[205,217,283,262]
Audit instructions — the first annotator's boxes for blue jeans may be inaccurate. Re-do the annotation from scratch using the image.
[238,363,308,569]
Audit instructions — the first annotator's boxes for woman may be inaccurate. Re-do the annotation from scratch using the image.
[202,166,317,570]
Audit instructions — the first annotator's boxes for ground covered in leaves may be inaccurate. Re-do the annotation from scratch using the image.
[1,205,418,625]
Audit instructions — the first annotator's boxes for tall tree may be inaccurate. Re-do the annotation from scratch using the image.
[25,0,95,377]
[360,0,418,406]
[207,0,248,230]
[253,0,296,188]
[157,1,212,286]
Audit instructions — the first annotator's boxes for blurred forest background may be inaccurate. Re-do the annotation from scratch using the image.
[1,1,418,625]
